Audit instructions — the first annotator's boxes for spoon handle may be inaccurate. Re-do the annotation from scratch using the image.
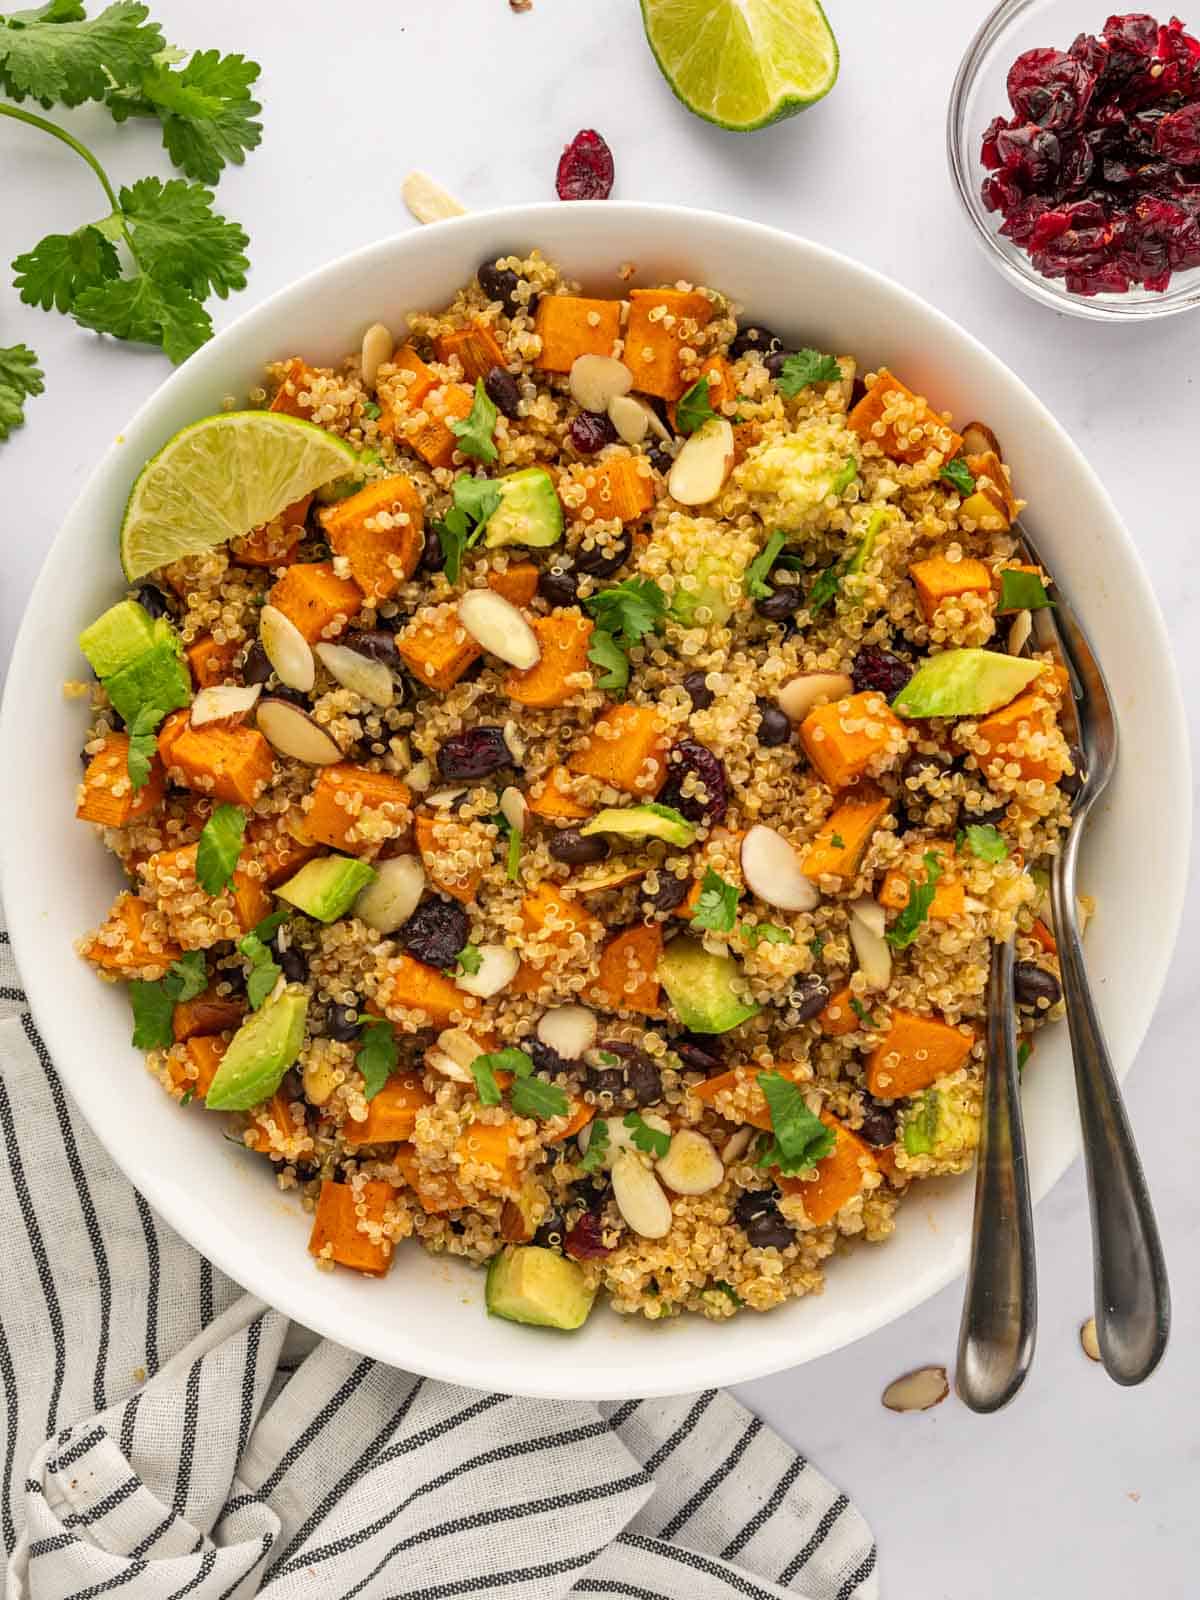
[956,938,1037,1412]
[1052,829,1170,1384]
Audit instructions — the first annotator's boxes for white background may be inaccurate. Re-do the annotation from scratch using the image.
[1,1,1197,1594]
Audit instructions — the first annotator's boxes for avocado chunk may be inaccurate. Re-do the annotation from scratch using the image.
[484,467,563,549]
[485,1245,596,1330]
[893,650,1045,719]
[657,936,761,1034]
[206,990,308,1112]
[277,855,376,922]
[78,599,157,679]
[669,552,740,628]
[103,631,192,725]
[581,802,696,848]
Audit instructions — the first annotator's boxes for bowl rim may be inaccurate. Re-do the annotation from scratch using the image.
[946,0,1200,322]
[1,199,1190,1396]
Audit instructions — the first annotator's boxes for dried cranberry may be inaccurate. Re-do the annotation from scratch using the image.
[755,699,792,748]
[436,725,511,780]
[1007,48,1095,130]
[996,124,1063,190]
[135,583,172,620]
[568,410,617,454]
[658,738,728,827]
[782,974,831,1023]
[647,872,690,914]
[483,366,521,419]
[400,896,469,969]
[548,827,608,866]
[1154,101,1200,165]
[1103,14,1159,55]
[563,1211,613,1259]
[852,645,911,700]
[556,129,614,201]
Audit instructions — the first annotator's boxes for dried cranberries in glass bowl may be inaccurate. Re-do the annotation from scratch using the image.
[949,1,1200,318]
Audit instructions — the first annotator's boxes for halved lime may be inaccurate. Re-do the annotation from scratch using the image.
[119,411,358,580]
[640,0,838,131]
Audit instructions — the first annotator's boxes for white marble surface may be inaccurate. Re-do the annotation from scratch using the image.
[1,0,1197,1592]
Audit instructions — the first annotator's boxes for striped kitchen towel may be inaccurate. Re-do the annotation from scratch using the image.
[0,919,878,1600]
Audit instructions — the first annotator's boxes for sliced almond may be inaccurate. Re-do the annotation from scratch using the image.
[849,895,892,991]
[499,785,528,835]
[1080,1316,1101,1362]
[777,672,854,724]
[639,398,672,443]
[882,1365,950,1412]
[578,1109,669,1167]
[536,1004,596,1060]
[190,682,261,728]
[961,419,1002,460]
[668,418,735,506]
[502,719,526,764]
[611,1148,673,1239]
[353,854,425,934]
[721,1125,755,1165]
[426,1026,486,1083]
[457,590,540,669]
[256,697,343,765]
[315,641,396,706]
[455,943,520,999]
[569,354,633,413]
[608,393,649,445]
[1007,610,1033,657]
[563,863,647,896]
[360,322,394,390]
[741,824,820,912]
[401,170,465,224]
[260,604,316,693]
[655,1130,724,1196]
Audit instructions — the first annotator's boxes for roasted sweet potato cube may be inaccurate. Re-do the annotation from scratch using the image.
[624,287,715,401]
[377,345,436,436]
[802,784,892,880]
[969,688,1063,785]
[544,1099,595,1145]
[434,319,507,383]
[395,604,482,693]
[455,1117,524,1195]
[343,1071,432,1144]
[526,765,591,821]
[306,763,412,855]
[909,556,993,624]
[230,493,312,568]
[245,812,320,887]
[800,693,906,791]
[848,372,963,465]
[268,563,363,644]
[865,1010,976,1099]
[144,842,269,935]
[819,985,864,1037]
[76,734,165,828]
[376,953,479,1028]
[567,457,657,524]
[589,923,662,1015]
[308,1178,396,1275]
[413,812,483,904]
[172,1034,227,1098]
[82,892,180,978]
[568,704,668,795]
[269,358,320,418]
[777,1115,878,1225]
[521,882,601,945]
[172,985,246,1042]
[404,382,474,469]
[666,354,734,429]
[319,477,424,601]
[486,563,539,606]
[394,1145,464,1213]
[504,613,594,709]
[159,720,274,807]
[533,295,622,372]
[185,633,241,688]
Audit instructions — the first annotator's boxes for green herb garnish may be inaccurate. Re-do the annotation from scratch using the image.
[237,909,288,1011]
[125,702,164,790]
[356,1018,398,1102]
[939,457,975,496]
[578,1117,610,1172]
[743,530,787,600]
[691,866,739,934]
[809,936,825,961]
[586,628,629,694]
[471,1046,570,1120]
[1017,1040,1031,1074]
[998,569,1053,612]
[455,943,482,976]
[128,950,207,1049]
[958,824,1009,863]
[362,400,381,420]
[195,801,245,895]
[448,377,498,463]
[0,342,43,438]
[754,1072,836,1174]
[849,997,879,1029]
[830,833,845,850]
[583,576,667,647]
[675,373,719,435]
[434,473,501,584]
[885,851,943,949]
[775,349,841,396]
[623,1111,670,1158]
[510,1070,569,1121]
[711,1280,742,1307]
[743,922,794,948]
[807,560,845,614]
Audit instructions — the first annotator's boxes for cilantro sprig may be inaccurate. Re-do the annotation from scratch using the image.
[774,349,841,397]
[675,372,719,435]
[237,908,287,1011]
[587,628,630,693]
[939,457,976,496]
[455,943,482,977]
[449,378,498,463]
[754,1073,836,1174]
[0,342,43,437]
[469,1046,570,1121]
[356,1019,398,1102]
[884,851,943,949]
[128,949,206,1049]
[743,530,787,601]
[623,1111,670,1158]
[998,568,1053,612]
[195,801,245,895]
[957,823,1009,863]
[126,702,163,789]
[578,1117,610,1172]
[692,867,739,934]
[433,473,500,585]
[742,922,793,949]
[583,577,667,695]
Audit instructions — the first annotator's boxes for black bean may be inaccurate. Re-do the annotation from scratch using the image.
[967,796,1009,828]
[659,738,728,826]
[418,526,445,573]
[734,1187,778,1225]
[538,564,580,607]
[529,1037,571,1078]
[784,973,831,1023]
[532,1210,567,1251]
[756,699,792,748]
[764,349,795,379]
[902,751,953,788]
[135,583,172,620]
[682,670,714,711]
[326,1000,364,1042]
[624,1054,662,1107]
[756,584,802,622]
[549,827,609,866]
[587,1064,626,1100]
[647,445,674,474]
[859,1099,898,1147]
[242,640,272,686]
[745,1210,794,1250]
[483,365,521,419]
[648,872,690,914]
[277,945,309,985]
[436,725,511,781]
[269,685,309,708]
[400,896,469,969]
[729,323,781,360]
[573,530,632,579]
[570,1177,610,1214]
[477,257,522,312]
[1059,744,1086,799]
[1014,961,1062,1009]
[342,629,401,669]
[674,1031,724,1075]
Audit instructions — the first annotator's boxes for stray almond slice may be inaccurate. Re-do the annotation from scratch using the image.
[458,589,540,669]
[316,642,396,707]
[1080,1317,1101,1362]
[849,895,892,991]
[536,1004,597,1060]
[741,824,819,912]
[401,171,466,224]
[260,604,315,693]
[608,393,650,445]
[454,943,520,999]
[882,1365,950,1413]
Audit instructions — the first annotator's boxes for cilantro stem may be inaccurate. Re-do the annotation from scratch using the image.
[0,102,120,215]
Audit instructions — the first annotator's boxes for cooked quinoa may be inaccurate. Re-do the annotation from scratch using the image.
[72,249,1074,1327]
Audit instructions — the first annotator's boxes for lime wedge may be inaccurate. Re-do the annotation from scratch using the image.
[119,411,358,580]
[640,0,838,131]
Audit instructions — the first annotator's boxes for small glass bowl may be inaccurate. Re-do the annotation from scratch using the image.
[947,0,1200,321]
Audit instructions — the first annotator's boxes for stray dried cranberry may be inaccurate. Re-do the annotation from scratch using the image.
[436,725,511,780]
[568,410,617,454]
[851,645,912,700]
[400,897,469,969]
[564,1211,613,1259]
[556,129,614,201]
[658,738,728,827]
[529,1037,571,1077]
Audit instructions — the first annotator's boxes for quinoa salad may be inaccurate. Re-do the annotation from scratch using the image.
[71,249,1075,1331]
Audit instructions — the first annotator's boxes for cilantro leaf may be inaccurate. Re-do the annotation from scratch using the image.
[470,1054,502,1106]
[586,628,629,693]
[169,950,207,1002]
[743,530,787,600]
[129,978,175,1049]
[831,457,858,495]
[742,922,793,948]
[0,343,44,439]
[885,850,943,949]
[470,1045,535,1115]
[452,472,501,525]
[1017,1040,1031,1074]
[434,506,472,586]
[692,867,739,934]
[807,560,845,614]
[449,378,498,463]
[623,1111,670,1158]
[125,702,164,789]
[850,997,879,1029]
[0,0,163,107]
[195,802,246,895]
[71,272,213,363]
[579,1117,610,1172]
[511,1074,569,1120]
[998,568,1053,612]
[455,943,482,976]
[117,176,249,299]
[583,575,667,647]
[237,916,285,1011]
[13,225,119,312]
[903,1089,940,1156]
[960,824,1008,863]
[711,1280,742,1307]
[809,935,825,961]
[675,373,719,435]
[830,833,845,850]
[121,49,263,185]
[362,400,381,420]
[754,1073,836,1173]
[775,349,841,397]
[356,1019,398,1102]
[244,958,279,1012]
[939,456,976,496]
[434,476,498,584]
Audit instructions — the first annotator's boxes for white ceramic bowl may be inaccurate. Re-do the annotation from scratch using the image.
[1,204,1188,1399]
